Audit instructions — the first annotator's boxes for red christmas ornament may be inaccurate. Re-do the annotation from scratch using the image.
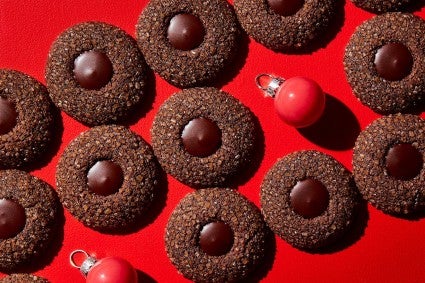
[70,250,138,283]
[255,74,326,128]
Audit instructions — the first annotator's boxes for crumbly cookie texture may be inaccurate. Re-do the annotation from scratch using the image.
[353,114,425,215]
[56,125,160,232]
[351,0,416,13]
[151,87,258,188]
[0,170,59,271]
[0,69,55,169]
[261,150,359,250]
[234,0,338,51]
[136,0,240,87]
[344,13,425,114]
[0,274,49,283]
[46,21,148,126]
[165,188,268,283]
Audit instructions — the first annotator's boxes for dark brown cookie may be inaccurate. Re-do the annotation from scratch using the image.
[234,0,338,51]
[344,13,425,114]
[0,69,56,169]
[46,22,149,126]
[351,0,417,13]
[56,125,160,232]
[165,188,268,283]
[0,170,59,271]
[151,87,257,188]
[353,114,424,215]
[136,0,240,88]
[261,150,359,250]
[0,274,49,283]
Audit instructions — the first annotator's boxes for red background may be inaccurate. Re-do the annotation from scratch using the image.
[0,0,424,282]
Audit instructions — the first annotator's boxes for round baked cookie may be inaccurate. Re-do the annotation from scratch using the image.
[165,188,268,283]
[0,274,49,283]
[353,114,424,215]
[46,22,149,126]
[151,87,257,188]
[350,0,417,13]
[344,13,425,114]
[56,125,160,232]
[261,150,359,250]
[0,170,59,271]
[0,69,55,169]
[136,0,240,88]
[234,0,338,52]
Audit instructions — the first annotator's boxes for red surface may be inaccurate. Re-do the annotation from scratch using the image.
[0,1,424,282]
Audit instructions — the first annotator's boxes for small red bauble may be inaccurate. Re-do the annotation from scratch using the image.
[256,74,326,128]
[70,250,138,283]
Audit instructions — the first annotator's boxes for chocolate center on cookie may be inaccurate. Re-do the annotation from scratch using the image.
[0,97,18,135]
[385,143,423,180]
[87,160,124,196]
[290,178,329,218]
[199,221,234,256]
[167,13,205,51]
[74,50,113,90]
[181,117,222,157]
[0,199,26,239]
[374,42,413,81]
[267,0,304,16]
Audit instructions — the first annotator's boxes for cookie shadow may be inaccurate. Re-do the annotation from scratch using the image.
[11,197,65,273]
[402,0,425,12]
[311,198,369,255]
[298,94,360,151]
[137,269,157,283]
[415,97,425,114]
[22,105,64,172]
[214,27,250,88]
[104,165,168,235]
[123,67,157,126]
[230,113,265,188]
[384,205,425,221]
[280,0,345,55]
[242,228,277,283]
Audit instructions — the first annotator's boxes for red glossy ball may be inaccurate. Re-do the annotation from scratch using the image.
[274,76,325,128]
[86,257,138,283]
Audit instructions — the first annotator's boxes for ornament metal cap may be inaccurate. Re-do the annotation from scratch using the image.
[70,250,97,277]
[255,73,285,98]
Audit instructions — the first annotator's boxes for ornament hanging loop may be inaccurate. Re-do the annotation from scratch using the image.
[70,249,97,277]
[255,74,285,98]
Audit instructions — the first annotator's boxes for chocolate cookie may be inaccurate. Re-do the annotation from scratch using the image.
[151,87,257,188]
[56,125,160,232]
[234,0,338,51]
[0,69,55,169]
[136,0,240,88]
[353,114,424,215]
[46,22,149,126]
[350,0,417,13]
[0,274,48,283]
[261,150,359,250]
[344,13,425,114]
[165,188,268,282]
[0,170,59,271]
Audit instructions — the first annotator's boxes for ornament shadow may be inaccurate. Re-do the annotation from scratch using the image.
[137,270,157,283]
[298,94,360,151]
